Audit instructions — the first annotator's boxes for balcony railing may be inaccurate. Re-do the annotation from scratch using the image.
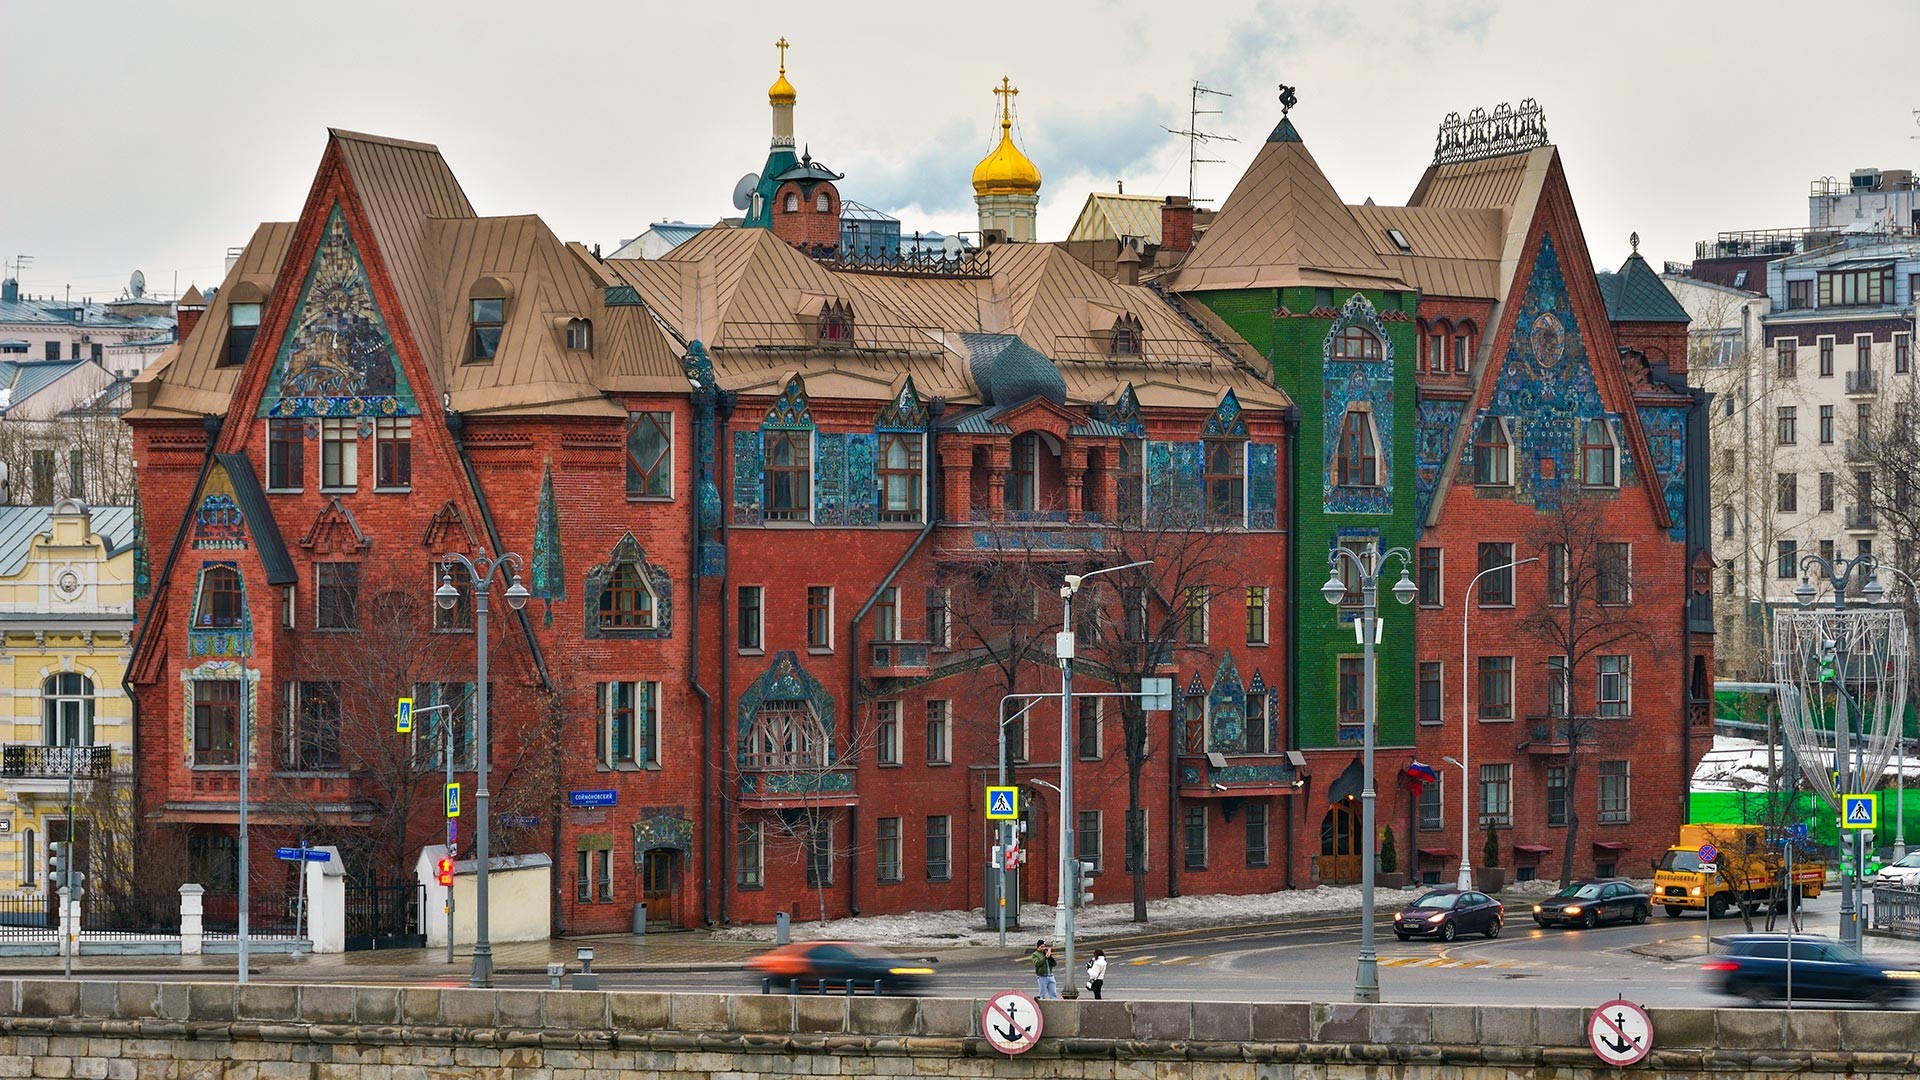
[1846,505,1880,530]
[1847,437,1876,462]
[1847,369,1879,394]
[869,640,930,670]
[1,745,111,780]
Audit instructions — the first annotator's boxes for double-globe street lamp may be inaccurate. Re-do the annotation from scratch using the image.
[1457,556,1538,890]
[1320,545,1416,1003]
[436,549,530,988]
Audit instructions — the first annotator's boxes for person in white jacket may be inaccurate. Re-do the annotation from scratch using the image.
[1086,949,1108,999]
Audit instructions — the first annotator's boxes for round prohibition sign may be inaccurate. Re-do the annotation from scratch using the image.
[1588,998,1654,1067]
[981,990,1043,1056]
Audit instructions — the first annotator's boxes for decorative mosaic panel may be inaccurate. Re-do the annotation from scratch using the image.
[1110,384,1145,437]
[813,432,879,527]
[1639,405,1688,540]
[731,430,764,525]
[259,205,419,419]
[1210,764,1294,785]
[682,339,716,389]
[764,376,816,431]
[736,651,838,768]
[187,561,252,658]
[131,484,151,603]
[874,377,929,431]
[1414,398,1464,525]
[1147,441,1203,527]
[971,530,1105,551]
[632,808,695,855]
[1322,294,1397,515]
[531,461,565,626]
[755,771,856,795]
[582,532,673,640]
[1249,442,1278,530]
[191,464,247,550]
[1459,233,1632,507]
[1205,390,1249,437]
[1206,652,1246,754]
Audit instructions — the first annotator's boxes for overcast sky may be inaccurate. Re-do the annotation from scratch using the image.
[6,0,1919,303]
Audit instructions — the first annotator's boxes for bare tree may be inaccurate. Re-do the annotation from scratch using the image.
[1519,493,1658,885]
[753,712,880,923]
[74,773,192,925]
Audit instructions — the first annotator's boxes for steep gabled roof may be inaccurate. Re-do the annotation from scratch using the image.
[1066,193,1167,245]
[1168,119,1406,293]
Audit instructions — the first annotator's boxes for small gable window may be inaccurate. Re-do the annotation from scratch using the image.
[1332,325,1383,361]
[598,559,656,630]
[1581,419,1619,488]
[1109,313,1143,357]
[565,318,592,351]
[1203,439,1246,525]
[223,303,262,368]
[196,565,245,628]
[469,297,504,363]
[878,433,923,523]
[1335,407,1380,487]
[1472,416,1512,486]
[765,430,812,521]
[817,299,854,343]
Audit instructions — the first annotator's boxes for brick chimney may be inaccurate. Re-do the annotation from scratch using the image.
[175,285,206,342]
[1161,196,1195,254]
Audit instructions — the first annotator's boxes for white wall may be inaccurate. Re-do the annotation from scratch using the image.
[417,845,552,948]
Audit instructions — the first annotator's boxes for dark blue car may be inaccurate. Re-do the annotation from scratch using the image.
[1705,934,1920,1006]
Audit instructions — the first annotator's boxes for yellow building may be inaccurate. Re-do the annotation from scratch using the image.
[0,500,137,889]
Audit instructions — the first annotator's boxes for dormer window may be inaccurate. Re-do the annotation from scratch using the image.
[469,298,503,362]
[1109,313,1143,357]
[817,299,853,343]
[598,559,657,630]
[1581,418,1619,488]
[1386,228,1412,253]
[223,303,261,368]
[1472,416,1512,486]
[565,318,592,351]
[1335,407,1380,487]
[1332,325,1383,361]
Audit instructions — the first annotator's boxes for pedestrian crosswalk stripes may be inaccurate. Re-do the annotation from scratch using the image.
[1114,952,1529,970]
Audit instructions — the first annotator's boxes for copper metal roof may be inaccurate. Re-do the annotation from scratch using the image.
[126,221,296,420]
[1065,193,1167,245]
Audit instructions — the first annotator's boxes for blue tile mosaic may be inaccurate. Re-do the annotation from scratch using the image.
[1147,441,1203,526]
[1206,652,1246,754]
[1205,390,1250,437]
[1414,398,1464,525]
[1639,405,1688,540]
[813,432,879,527]
[187,561,251,659]
[731,430,764,525]
[1322,294,1397,515]
[1249,442,1278,529]
[582,532,673,640]
[632,808,695,857]
[874,377,929,431]
[1109,384,1146,437]
[736,650,839,768]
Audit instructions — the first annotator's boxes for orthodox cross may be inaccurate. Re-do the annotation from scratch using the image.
[1278,84,1298,118]
[995,76,1019,122]
[775,37,789,73]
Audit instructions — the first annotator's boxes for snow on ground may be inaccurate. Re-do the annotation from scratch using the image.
[712,885,1377,947]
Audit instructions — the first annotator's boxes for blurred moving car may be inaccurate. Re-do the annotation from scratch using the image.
[749,941,935,995]
[1872,850,1920,889]
[1393,889,1503,942]
[1532,880,1652,929]
[1703,934,1920,1006]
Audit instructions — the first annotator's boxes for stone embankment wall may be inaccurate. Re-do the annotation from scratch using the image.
[0,979,1911,1079]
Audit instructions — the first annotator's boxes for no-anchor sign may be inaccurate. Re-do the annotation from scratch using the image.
[1588,998,1653,1067]
[981,990,1042,1056]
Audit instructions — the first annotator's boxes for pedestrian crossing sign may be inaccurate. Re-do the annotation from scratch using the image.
[1842,793,1878,830]
[986,786,1019,820]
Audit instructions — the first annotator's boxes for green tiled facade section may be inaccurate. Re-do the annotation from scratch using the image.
[1191,287,1419,752]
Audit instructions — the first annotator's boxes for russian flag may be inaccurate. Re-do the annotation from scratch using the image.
[1403,761,1439,785]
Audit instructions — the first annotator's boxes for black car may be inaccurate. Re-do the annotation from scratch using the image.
[1533,880,1651,929]
[1394,889,1503,942]
[1704,934,1920,1006]
[749,941,936,995]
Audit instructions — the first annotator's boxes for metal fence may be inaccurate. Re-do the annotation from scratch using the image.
[1871,886,1920,933]
[0,895,52,937]
[202,892,302,939]
[81,892,181,940]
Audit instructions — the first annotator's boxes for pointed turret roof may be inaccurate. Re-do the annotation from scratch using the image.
[1169,119,1406,293]
[1599,246,1690,323]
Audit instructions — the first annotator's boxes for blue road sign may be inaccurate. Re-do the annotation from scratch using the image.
[986,786,1019,821]
[447,782,461,819]
[570,789,618,808]
[1698,843,1718,864]
[1791,823,1808,839]
[1843,793,1879,830]
[275,847,303,862]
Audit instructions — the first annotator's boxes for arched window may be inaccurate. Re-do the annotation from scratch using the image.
[1414,320,1430,372]
[565,318,592,351]
[784,193,800,213]
[1431,320,1452,374]
[877,433,922,522]
[598,560,656,629]
[42,673,94,747]
[815,192,832,213]
[1581,419,1619,488]
[1109,313,1143,357]
[1335,408,1379,487]
[1472,416,1512,486]
[817,299,854,342]
[764,430,813,520]
[195,565,245,627]
[1332,325,1384,361]
[744,703,828,770]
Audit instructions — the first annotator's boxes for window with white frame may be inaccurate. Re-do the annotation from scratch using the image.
[1472,416,1512,485]
[1478,763,1512,827]
[1597,656,1631,718]
[744,703,827,771]
[1243,690,1269,754]
[1245,586,1269,645]
[926,587,951,650]
[42,674,94,747]
[1580,419,1618,487]
[598,681,660,767]
[320,418,357,490]
[805,823,834,887]
[1598,760,1630,823]
[877,433,923,523]
[281,681,342,771]
[1417,777,1443,831]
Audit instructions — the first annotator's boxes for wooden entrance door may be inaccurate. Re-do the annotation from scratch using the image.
[1320,801,1361,884]
[641,850,674,926]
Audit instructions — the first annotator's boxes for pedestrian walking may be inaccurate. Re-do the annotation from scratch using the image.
[1086,949,1107,999]
[1028,941,1058,999]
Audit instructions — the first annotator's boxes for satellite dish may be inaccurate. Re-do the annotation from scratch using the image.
[129,270,146,299]
[732,173,760,212]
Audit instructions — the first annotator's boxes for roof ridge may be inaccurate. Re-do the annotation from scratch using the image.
[328,128,443,154]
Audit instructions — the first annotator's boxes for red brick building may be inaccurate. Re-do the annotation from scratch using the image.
[125,127,1299,933]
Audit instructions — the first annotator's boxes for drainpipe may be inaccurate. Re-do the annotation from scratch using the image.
[122,416,222,836]
[689,388,714,927]
[716,394,736,926]
[1282,403,1301,890]
[843,405,943,918]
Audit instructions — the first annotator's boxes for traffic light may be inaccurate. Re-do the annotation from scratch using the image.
[1077,860,1096,908]
[48,842,69,884]
[436,856,455,888]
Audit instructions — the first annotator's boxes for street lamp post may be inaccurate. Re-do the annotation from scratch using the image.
[1792,553,1885,951]
[1457,556,1538,890]
[1055,559,1150,998]
[436,549,530,989]
[1321,545,1417,1004]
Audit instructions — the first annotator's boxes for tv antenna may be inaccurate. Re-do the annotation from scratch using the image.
[5,254,31,283]
[1163,81,1235,203]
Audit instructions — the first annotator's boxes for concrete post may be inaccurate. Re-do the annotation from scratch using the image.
[179,884,205,956]
[57,887,78,958]
[304,847,346,954]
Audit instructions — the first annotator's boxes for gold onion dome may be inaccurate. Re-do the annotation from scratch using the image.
[769,38,797,105]
[972,78,1041,197]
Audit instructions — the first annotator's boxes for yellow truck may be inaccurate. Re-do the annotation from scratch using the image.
[1653,823,1825,918]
